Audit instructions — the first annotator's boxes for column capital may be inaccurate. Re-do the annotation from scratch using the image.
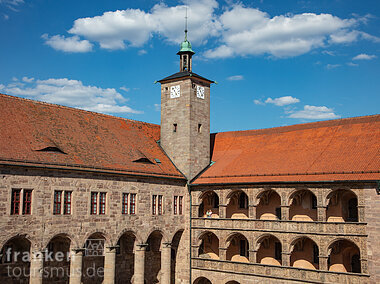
[71,247,86,253]
[163,242,172,248]
[280,205,290,208]
[219,247,228,251]
[219,204,227,207]
[137,243,148,249]
[106,245,119,252]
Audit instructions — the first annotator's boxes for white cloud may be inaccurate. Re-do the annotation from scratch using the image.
[347,62,358,67]
[120,86,130,92]
[44,1,379,58]
[352,53,377,60]
[22,76,34,83]
[154,103,160,111]
[227,75,244,81]
[42,34,93,53]
[288,105,340,119]
[138,49,147,55]
[0,0,24,11]
[326,64,341,69]
[1,77,141,114]
[265,96,300,106]
[205,5,361,58]
[254,99,265,105]
[3,14,9,20]
[64,0,220,50]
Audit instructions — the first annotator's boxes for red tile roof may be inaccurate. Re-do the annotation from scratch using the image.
[0,94,184,179]
[194,115,380,184]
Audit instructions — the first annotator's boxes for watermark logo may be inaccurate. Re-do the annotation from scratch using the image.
[85,239,105,256]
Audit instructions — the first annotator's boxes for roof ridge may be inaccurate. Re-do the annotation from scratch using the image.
[0,93,159,128]
[212,114,380,137]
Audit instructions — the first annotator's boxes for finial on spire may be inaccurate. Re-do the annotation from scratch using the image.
[184,4,188,41]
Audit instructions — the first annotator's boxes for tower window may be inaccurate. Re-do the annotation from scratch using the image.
[173,123,177,133]
[198,124,202,133]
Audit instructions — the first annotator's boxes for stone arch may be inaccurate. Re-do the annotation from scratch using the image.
[44,232,75,249]
[290,236,319,270]
[81,230,109,247]
[82,232,107,284]
[198,231,219,260]
[0,235,31,283]
[194,276,212,284]
[256,234,282,266]
[256,189,282,220]
[115,231,137,284]
[44,234,71,283]
[327,239,361,273]
[326,189,358,222]
[144,228,169,245]
[198,190,220,218]
[226,233,249,262]
[289,189,317,221]
[226,281,240,284]
[171,229,184,284]
[144,230,164,284]
[226,190,249,218]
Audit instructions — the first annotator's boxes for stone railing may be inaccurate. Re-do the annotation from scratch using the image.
[191,218,366,236]
[191,258,369,284]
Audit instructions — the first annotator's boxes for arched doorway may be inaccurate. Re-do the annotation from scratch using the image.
[328,239,361,273]
[194,276,212,284]
[145,231,163,283]
[290,237,319,270]
[0,236,31,283]
[82,232,106,284]
[171,230,184,284]
[226,190,248,218]
[326,190,358,222]
[226,233,249,262]
[198,191,219,218]
[198,232,219,260]
[43,234,71,283]
[289,190,317,221]
[256,235,282,265]
[256,190,281,220]
[115,231,136,284]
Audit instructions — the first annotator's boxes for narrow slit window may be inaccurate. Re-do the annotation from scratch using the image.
[122,193,129,214]
[173,123,177,133]
[91,192,98,215]
[64,191,72,215]
[99,193,106,215]
[53,191,62,215]
[179,196,183,215]
[198,124,202,133]
[23,190,32,215]
[130,194,136,215]
[11,189,21,215]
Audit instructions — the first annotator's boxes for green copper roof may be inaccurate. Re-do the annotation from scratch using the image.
[179,40,194,53]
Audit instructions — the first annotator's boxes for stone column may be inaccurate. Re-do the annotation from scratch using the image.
[219,247,227,260]
[219,204,227,218]
[282,252,291,267]
[30,250,44,284]
[134,244,147,284]
[248,205,256,219]
[104,246,117,284]
[317,206,327,222]
[319,255,329,271]
[249,250,257,263]
[358,205,365,222]
[69,248,84,284]
[281,205,290,221]
[161,242,172,284]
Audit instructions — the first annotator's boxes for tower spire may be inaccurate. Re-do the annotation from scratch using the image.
[184,4,188,41]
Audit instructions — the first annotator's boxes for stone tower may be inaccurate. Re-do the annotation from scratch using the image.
[158,32,213,180]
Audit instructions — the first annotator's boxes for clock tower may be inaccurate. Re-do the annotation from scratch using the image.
[158,32,213,180]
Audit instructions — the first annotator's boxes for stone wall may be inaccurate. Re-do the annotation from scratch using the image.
[0,165,190,283]
[364,186,380,284]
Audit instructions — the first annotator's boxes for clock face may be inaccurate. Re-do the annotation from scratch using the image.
[196,85,205,99]
[170,85,180,98]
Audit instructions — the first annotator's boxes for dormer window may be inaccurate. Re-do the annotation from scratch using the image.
[36,146,66,154]
[133,158,154,164]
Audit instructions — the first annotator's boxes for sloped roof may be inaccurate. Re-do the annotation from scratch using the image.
[0,94,184,179]
[158,71,214,83]
[194,115,380,184]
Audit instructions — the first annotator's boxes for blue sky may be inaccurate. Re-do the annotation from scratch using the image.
[0,0,379,133]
